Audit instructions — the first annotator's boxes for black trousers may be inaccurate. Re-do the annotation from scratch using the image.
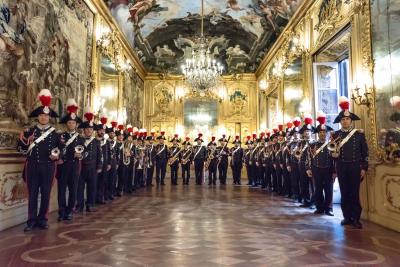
[77,163,97,209]
[337,162,362,221]
[25,161,55,226]
[299,164,313,204]
[156,161,167,184]
[146,165,155,186]
[96,167,108,202]
[116,162,126,194]
[57,160,80,217]
[282,164,292,196]
[251,165,258,185]
[170,163,179,185]
[245,164,253,185]
[194,160,204,185]
[125,163,134,192]
[181,163,191,184]
[135,168,144,187]
[218,163,228,184]
[275,164,283,193]
[313,166,333,212]
[105,162,117,199]
[289,162,301,199]
[264,163,273,188]
[232,164,242,184]
[208,166,217,184]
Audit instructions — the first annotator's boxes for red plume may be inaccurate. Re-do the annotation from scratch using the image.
[127,127,133,133]
[278,124,283,131]
[260,132,265,137]
[39,95,52,107]
[111,121,118,128]
[247,135,251,140]
[286,121,293,128]
[252,133,257,139]
[84,112,94,122]
[235,135,240,140]
[100,117,107,125]
[174,134,178,138]
[185,137,190,141]
[273,128,278,134]
[293,118,301,127]
[67,105,78,114]
[304,117,313,125]
[161,131,165,136]
[339,96,350,110]
[211,136,216,141]
[118,124,124,130]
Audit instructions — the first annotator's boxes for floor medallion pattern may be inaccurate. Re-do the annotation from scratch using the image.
[0,185,399,266]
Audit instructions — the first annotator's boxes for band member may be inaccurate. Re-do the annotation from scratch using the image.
[206,136,218,185]
[263,132,274,190]
[255,132,266,187]
[244,136,254,186]
[76,108,103,213]
[17,89,61,231]
[280,121,293,197]
[269,129,278,191]
[181,137,193,185]
[118,126,133,195]
[250,132,260,187]
[230,135,244,185]
[287,117,302,202]
[217,134,230,185]
[274,124,286,194]
[135,133,147,187]
[57,98,84,222]
[168,134,181,185]
[105,121,120,201]
[193,133,207,185]
[125,126,137,193]
[307,111,335,216]
[145,130,156,186]
[298,115,315,208]
[155,131,168,186]
[332,96,368,229]
[115,125,125,196]
[95,115,111,204]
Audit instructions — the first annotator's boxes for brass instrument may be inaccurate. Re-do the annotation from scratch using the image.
[75,145,85,160]
[327,136,342,158]
[204,149,216,169]
[168,148,182,165]
[292,142,302,160]
[135,147,147,169]
[123,141,132,166]
[51,147,60,158]
[181,147,193,165]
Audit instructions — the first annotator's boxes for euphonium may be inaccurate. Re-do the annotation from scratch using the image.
[123,141,132,166]
[51,147,60,158]
[327,137,341,158]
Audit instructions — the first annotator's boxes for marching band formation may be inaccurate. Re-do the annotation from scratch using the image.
[17,89,368,232]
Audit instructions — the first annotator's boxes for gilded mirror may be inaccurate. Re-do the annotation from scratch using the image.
[283,56,303,122]
[98,55,120,120]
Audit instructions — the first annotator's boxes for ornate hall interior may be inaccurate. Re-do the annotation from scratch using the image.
[0,0,400,266]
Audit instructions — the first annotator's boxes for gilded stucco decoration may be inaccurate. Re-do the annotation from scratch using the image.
[229,90,248,115]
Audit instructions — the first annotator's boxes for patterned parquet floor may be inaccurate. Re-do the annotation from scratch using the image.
[1,182,400,267]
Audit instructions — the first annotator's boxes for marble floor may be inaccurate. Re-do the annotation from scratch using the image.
[1,183,400,267]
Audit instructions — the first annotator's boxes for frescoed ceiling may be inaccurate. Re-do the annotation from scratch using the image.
[104,0,303,74]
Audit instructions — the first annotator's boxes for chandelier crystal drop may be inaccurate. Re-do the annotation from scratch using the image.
[181,0,224,91]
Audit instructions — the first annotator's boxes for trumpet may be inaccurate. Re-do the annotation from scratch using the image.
[75,145,85,160]
[327,137,341,158]
[51,147,60,158]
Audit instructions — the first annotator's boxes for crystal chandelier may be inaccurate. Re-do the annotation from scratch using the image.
[181,0,224,91]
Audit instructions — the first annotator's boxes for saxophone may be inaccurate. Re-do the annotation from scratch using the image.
[204,148,216,169]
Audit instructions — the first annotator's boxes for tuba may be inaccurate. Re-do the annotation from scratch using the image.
[181,146,193,165]
[327,136,341,158]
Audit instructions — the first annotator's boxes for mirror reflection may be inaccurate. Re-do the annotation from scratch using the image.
[99,55,119,119]
[283,57,303,122]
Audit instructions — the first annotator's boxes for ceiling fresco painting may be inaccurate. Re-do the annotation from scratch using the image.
[104,0,303,73]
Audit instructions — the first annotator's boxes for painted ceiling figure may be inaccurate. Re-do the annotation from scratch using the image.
[227,0,244,11]
[128,0,157,25]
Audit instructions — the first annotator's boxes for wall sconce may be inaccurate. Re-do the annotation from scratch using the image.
[259,79,268,91]
[216,86,227,103]
[351,83,373,107]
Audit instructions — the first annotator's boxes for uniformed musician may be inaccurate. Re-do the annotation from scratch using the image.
[193,133,207,185]
[217,135,230,185]
[249,133,260,187]
[115,125,125,196]
[307,111,335,216]
[332,96,368,229]
[280,121,293,197]
[206,136,218,185]
[95,115,111,204]
[181,137,193,185]
[287,117,302,202]
[17,89,61,231]
[57,98,84,222]
[230,135,244,185]
[243,136,254,186]
[168,134,181,185]
[145,130,156,187]
[274,125,286,195]
[155,131,168,186]
[105,121,120,201]
[76,108,103,213]
[298,115,315,208]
